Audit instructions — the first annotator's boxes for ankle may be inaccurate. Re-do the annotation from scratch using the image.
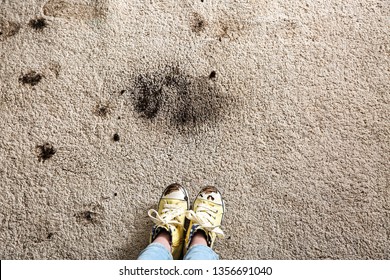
[189,230,208,247]
[153,229,171,251]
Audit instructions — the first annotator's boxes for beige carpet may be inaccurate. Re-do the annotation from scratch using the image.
[0,0,389,259]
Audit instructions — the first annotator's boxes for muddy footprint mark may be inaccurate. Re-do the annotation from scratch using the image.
[43,0,107,20]
[0,18,21,41]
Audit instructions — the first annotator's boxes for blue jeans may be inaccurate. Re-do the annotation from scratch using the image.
[137,243,219,260]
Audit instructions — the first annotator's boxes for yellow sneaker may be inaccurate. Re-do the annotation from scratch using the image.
[148,183,190,260]
[184,186,225,253]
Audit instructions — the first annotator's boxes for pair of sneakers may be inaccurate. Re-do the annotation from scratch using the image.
[147,183,225,259]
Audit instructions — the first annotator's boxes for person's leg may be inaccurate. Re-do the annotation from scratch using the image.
[138,231,173,260]
[137,183,190,260]
[183,231,219,260]
[183,186,225,260]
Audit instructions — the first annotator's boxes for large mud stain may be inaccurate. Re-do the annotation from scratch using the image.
[128,64,235,134]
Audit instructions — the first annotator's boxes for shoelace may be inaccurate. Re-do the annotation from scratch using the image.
[148,203,185,230]
[185,202,224,238]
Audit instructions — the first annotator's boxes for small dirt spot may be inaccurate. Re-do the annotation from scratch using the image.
[94,103,112,117]
[48,62,61,78]
[47,233,54,239]
[85,211,93,220]
[36,143,56,162]
[217,17,246,41]
[0,19,21,40]
[120,90,126,95]
[113,133,120,141]
[190,12,207,34]
[209,71,216,79]
[114,193,118,197]
[29,18,47,30]
[19,71,43,86]
[75,204,103,225]
[75,211,96,224]
[75,211,97,224]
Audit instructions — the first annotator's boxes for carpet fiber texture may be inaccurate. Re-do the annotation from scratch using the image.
[0,0,389,259]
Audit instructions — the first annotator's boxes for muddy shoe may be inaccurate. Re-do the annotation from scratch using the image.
[184,186,225,253]
[148,183,190,259]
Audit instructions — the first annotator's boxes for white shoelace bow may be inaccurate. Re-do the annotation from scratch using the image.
[148,203,185,229]
[185,203,224,238]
